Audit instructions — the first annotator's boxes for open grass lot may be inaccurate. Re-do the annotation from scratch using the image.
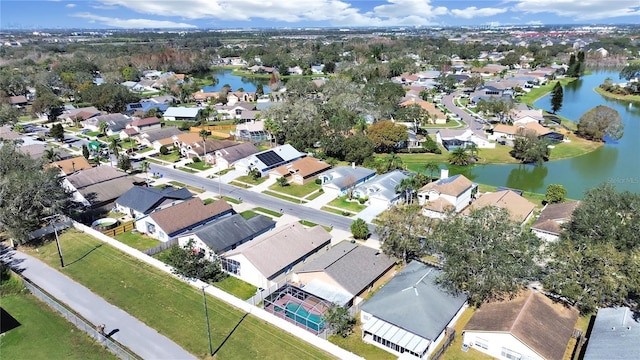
[268,181,320,198]
[327,197,366,213]
[114,230,161,251]
[549,132,602,160]
[329,321,395,360]
[0,293,117,360]
[28,231,335,360]
[212,276,257,300]
[439,307,494,360]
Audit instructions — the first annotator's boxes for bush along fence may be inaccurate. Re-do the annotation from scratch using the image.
[17,273,139,360]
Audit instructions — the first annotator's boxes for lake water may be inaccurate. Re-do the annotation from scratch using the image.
[201,70,271,93]
[451,70,640,199]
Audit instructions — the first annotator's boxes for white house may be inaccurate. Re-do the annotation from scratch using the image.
[221,223,331,289]
[417,170,476,218]
[234,144,305,176]
[436,129,495,149]
[463,289,579,360]
[319,165,377,197]
[531,201,580,242]
[163,107,201,121]
[352,170,410,207]
[360,261,468,359]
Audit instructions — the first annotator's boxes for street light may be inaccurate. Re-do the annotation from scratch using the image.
[202,286,213,356]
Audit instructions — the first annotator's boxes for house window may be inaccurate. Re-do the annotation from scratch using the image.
[221,258,241,276]
[501,347,522,360]
[146,222,156,234]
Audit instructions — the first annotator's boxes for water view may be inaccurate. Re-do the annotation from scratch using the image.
[201,69,271,93]
[452,70,640,199]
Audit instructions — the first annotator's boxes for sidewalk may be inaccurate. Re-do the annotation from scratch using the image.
[2,249,196,360]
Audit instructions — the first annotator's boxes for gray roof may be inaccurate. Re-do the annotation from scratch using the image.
[236,144,303,172]
[225,223,331,279]
[353,170,409,202]
[78,177,135,206]
[321,166,376,191]
[361,261,467,341]
[83,114,131,131]
[584,307,640,360]
[139,126,182,143]
[116,186,192,214]
[216,142,260,164]
[66,166,127,189]
[187,214,276,253]
[297,242,395,296]
[163,107,201,119]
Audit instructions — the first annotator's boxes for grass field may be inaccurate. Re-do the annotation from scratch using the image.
[0,292,116,360]
[518,78,578,106]
[168,181,205,194]
[114,230,161,251]
[268,181,320,198]
[306,190,325,201]
[549,132,603,160]
[28,231,334,360]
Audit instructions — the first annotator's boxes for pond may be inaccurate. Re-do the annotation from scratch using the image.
[451,70,640,199]
[201,69,271,93]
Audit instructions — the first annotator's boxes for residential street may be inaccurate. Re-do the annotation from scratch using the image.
[1,247,197,360]
[442,92,486,131]
[147,163,379,239]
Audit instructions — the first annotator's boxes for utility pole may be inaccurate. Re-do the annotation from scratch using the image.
[202,287,213,356]
[43,214,65,268]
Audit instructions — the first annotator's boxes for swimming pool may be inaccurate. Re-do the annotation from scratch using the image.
[284,302,325,332]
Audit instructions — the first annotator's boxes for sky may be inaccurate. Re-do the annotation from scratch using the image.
[1,0,639,30]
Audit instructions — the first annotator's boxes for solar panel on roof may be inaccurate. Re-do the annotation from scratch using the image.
[255,151,284,167]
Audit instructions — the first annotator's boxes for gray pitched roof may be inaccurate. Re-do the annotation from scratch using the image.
[584,307,640,360]
[321,166,376,191]
[78,177,135,206]
[188,214,276,253]
[353,170,409,202]
[139,126,182,143]
[116,186,192,214]
[297,242,395,296]
[361,261,467,341]
[66,166,127,189]
[216,142,259,164]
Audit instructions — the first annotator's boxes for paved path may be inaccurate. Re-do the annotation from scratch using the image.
[2,248,196,360]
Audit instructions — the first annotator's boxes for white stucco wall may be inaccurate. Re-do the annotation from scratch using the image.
[462,331,543,360]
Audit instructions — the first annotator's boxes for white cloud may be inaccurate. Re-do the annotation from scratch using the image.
[510,0,640,20]
[527,20,544,25]
[65,3,76,8]
[450,7,508,19]
[71,13,197,28]
[95,0,451,26]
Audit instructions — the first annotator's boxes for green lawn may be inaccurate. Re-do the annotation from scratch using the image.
[306,190,325,201]
[203,198,215,205]
[329,321,395,360]
[224,196,242,204]
[299,220,333,232]
[268,181,320,198]
[254,207,283,217]
[262,190,304,203]
[439,307,494,360]
[0,293,117,360]
[212,276,257,300]
[549,132,603,160]
[327,197,366,213]
[156,152,181,163]
[235,175,268,185]
[114,230,161,251]
[28,231,334,360]
[186,161,212,171]
[178,167,198,174]
[518,78,577,106]
[321,206,354,217]
[168,181,205,194]
[229,181,251,188]
[594,86,640,103]
[240,210,259,219]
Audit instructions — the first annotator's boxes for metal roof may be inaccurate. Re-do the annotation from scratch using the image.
[584,307,640,360]
[362,317,431,355]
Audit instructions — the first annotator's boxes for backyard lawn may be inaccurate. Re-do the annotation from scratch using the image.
[439,307,494,360]
[268,181,320,198]
[28,231,334,360]
[549,132,602,160]
[114,230,161,251]
[0,292,117,360]
[212,276,257,301]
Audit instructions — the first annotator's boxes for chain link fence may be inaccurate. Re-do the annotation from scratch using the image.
[19,275,139,360]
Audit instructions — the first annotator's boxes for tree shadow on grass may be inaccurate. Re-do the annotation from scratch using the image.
[65,244,103,267]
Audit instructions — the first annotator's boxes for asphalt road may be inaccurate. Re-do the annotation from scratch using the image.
[148,164,378,238]
[1,247,196,360]
[442,92,486,131]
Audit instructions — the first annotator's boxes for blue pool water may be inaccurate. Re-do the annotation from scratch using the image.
[284,303,325,332]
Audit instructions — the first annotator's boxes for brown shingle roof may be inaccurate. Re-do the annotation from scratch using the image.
[49,156,92,175]
[531,201,580,235]
[149,198,232,236]
[466,190,535,224]
[225,223,331,278]
[418,174,474,197]
[269,157,331,178]
[130,117,160,127]
[465,290,579,360]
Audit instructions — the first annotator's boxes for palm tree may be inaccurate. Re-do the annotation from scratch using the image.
[466,143,479,161]
[98,121,109,138]
[199,129,210,162]
[263,118,280,147]
[139,160,151,185]
[108,138,121,167]
[43,148,61,163]
[448,147,471,166]
[395,176,419,204]
[424,161,440,182]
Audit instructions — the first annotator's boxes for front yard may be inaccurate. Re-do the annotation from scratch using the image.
[268,181,321,198]
[185,161,212,171]
[235,174,268,185]
[327,196,366,213]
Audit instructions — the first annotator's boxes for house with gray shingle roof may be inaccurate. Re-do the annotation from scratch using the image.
[294,242,396,306]
[319,165,377,197]
[360,261,468,359]
[177,214,276,258]
[115,186,192,219]
[352,170,410,207]
[221,223,331,289]
[583,307,640,360]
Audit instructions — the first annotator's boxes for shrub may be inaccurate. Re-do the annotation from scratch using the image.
[159,145,169,155]
[315,178,322,185]
[350,218,369,239]
[192,156,201,163]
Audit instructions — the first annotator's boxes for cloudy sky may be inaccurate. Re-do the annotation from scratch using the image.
[1,0,639,30]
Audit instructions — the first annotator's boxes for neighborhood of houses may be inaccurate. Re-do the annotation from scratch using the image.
[3,62,636,360]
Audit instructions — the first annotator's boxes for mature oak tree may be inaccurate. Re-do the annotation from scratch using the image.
[377,205,433,263]
[576,105,624,141]
[434,206,541,306]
